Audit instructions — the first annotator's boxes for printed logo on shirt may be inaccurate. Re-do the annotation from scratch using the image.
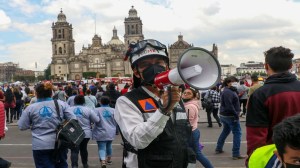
[73,107,83,117]
[39,106,54,119]
[102,109,112,120]
[138,98,157,112]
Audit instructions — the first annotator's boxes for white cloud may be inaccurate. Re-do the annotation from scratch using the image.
[1,0,300,71]
[0,10,11,30]
[9,0,39,14]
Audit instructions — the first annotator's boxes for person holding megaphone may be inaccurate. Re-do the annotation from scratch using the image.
[114,39,197,168]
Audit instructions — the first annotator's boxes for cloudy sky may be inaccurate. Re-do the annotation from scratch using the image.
[1,0,300,71]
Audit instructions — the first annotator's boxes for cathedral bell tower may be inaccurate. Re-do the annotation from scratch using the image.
[124,6,144,48]
[50,9,75,81]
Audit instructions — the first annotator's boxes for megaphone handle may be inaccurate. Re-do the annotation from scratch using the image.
[158,86,172,115]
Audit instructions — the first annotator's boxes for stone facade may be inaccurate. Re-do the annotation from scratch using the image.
[50,7,143,80]
[168,34,218,69]
[50,7,218,80]
[0,62,19,82]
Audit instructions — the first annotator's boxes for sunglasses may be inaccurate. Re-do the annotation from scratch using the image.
[127,39,167,56]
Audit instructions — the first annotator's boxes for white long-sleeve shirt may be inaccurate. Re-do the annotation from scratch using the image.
[114,87,170,168]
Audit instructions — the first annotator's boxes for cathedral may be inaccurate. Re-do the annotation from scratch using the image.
[50,6,218,81]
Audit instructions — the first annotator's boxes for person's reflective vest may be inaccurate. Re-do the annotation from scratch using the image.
[249,144,282,168]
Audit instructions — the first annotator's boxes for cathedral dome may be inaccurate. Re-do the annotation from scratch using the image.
[107,39,124,45]
[57,9,67,22]
[128,6,138,18]
[107,26,124,45]
[171,34,190,47]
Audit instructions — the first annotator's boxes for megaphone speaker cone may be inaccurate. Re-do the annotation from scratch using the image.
[153,47,221,90]
[177,47,221,90]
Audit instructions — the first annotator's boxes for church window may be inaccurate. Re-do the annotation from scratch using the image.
[136,24,138,33]
[131,25,135,34]
[127,25,130,34]
[59,66,61,69]
[62,29,65,38]
[59,47,62,54]
[59,71,61,73]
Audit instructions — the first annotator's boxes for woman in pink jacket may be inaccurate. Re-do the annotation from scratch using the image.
[182,87,213,168]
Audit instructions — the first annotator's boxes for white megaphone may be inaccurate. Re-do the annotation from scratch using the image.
[154,47,221,90]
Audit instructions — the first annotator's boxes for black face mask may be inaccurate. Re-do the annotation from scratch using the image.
[182,98,191,103]
[141,64,166,85]
[285,163,300,168]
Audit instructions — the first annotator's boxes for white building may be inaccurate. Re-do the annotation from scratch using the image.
[236,61,265,75]
[221,64,237,78]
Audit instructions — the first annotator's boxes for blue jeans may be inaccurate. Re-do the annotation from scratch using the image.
[190,129,213,168]
[97,141,112,161]
[216,116,242,157]
[33,148,68,168]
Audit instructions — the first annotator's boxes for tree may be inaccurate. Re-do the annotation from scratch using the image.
[82,72,96,79]
[99,74,107,78]
[44,64,51,80]
[37,75,45,81]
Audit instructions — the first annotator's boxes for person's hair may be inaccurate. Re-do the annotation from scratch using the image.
[98,86,104,92]
[13,87,20,93]
[272,114,300,160]
[35,82,53,99]
[251,74,258,82]
[109,82,115,90]
[25,87,31,95]
[264,46,294,72]
[4,88,14,103]
[184,87,198,98]
[211,86,217,91]
[72,89,78,95]
[222,76,238,87]
[100,96,110,105]
[86,89,91,95]
[74,95,85,105]
[124,83,130,89]
[240,81,244,85]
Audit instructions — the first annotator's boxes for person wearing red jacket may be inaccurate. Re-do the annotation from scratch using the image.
[246,46,300,166]
[0,101,12,167]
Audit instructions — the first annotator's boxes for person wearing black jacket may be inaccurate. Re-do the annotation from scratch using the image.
[215,76,245,160]
[102,83,121,108]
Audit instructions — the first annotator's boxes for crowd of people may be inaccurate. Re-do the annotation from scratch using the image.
[1,40,300,168]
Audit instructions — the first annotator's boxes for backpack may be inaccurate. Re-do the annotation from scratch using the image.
[53,100,85,149]
[202,91,213,110]
[23,95,33,109]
